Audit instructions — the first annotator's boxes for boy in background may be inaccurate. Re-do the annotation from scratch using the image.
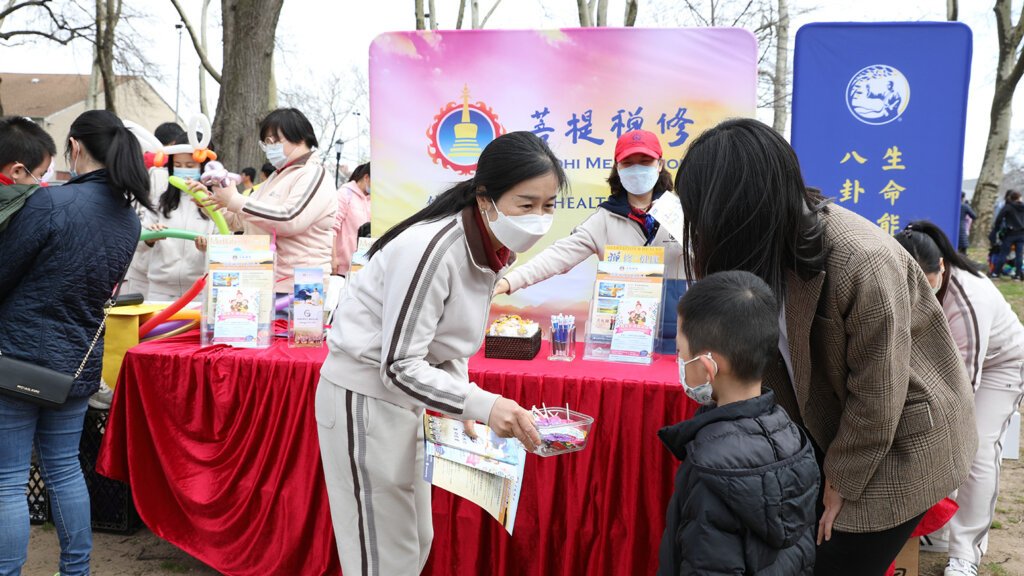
[658,270,819,576]
[0,116,56,231]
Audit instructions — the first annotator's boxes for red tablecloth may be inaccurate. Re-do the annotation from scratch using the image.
[97,332,696,576]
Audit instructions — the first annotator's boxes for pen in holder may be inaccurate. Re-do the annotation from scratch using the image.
[548,315,576,362]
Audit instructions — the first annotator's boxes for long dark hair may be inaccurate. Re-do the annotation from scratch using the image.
[368,131,567,258]
[896,220,981,277]
[67,110,152,210]
[675,118,825,300]
[607,164,673,199]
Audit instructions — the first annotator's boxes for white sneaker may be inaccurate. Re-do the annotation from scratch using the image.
[88,379,113,410]
[944,558,979,576]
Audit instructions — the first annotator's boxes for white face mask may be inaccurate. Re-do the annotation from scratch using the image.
[262,142,288,169]
[618,164,661,196]
[487,200,553,253]
[678,352,718,406]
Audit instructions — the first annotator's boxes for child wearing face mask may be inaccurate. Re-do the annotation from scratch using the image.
[494,129,687,350]
[895,221,1024,576]
[137,149,217,301]
[0,116,56,231]
[658,270,819,576]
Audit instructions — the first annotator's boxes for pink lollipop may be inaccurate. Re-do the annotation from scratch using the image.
[200,161,242,189]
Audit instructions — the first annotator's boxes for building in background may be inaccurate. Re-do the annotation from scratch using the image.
[0,73,177,179]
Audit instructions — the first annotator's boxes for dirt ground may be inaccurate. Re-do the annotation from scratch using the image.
[22,409,1024,575]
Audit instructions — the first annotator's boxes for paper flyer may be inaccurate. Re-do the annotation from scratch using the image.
[204,235,275,348]
[584,257,665,364]
[648,194,684,247]
[422,414,526,535]
[290,268,325,347]
[212,287,260,347]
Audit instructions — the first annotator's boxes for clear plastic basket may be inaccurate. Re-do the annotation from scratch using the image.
[533,408,594,457]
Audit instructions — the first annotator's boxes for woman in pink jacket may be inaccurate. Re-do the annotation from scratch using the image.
[332,162,371,275]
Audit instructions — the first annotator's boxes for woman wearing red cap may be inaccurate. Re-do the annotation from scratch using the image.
[494,128,684,298]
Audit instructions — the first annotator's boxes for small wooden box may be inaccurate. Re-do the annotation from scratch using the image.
[484,331,542,360]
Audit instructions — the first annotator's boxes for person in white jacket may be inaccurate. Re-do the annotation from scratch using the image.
[494,129,686,350]
[896,220,1024,576]
[140,151,217,301]
[317,132,562,576]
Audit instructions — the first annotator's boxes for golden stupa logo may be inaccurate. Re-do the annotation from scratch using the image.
[427,85,505,175]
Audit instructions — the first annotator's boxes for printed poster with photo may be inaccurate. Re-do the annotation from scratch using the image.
[583,247,664,364]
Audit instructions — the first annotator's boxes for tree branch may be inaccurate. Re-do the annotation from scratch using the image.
[480,0,502,28]
[456,0,465,29]
[169,0,222,83]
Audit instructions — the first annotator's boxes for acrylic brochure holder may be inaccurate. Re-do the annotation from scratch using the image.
[583,246,665,365]
[289,268,326,348]
[201,235,276,349]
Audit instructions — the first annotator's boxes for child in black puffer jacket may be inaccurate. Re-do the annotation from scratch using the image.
[657,271,819,576]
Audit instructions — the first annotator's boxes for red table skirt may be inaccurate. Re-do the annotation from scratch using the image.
[98,333,696,576]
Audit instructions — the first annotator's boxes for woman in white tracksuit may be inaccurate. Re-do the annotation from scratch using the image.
[493,128,686,350]
[317,132,564,576]
[139,153,216,301]
[896,220,1024,576]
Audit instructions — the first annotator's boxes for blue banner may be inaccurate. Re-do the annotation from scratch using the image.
[792,22,972,243]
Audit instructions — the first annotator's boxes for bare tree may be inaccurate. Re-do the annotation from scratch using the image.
[0,0,91,43]
[578,0,637,27]
[169,0,222,83]
[92,0,119,113]
[415,0,425,29]
[198,0,212,116]
[213,0,284,170]
[965,1,1024,246]
[947,0,958,21]
[428,0,437,29]
[456,0,466,28]
[772,0,789,134]
[279,67,368,178]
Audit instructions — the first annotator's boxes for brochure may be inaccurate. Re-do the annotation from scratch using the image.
[203,235,275,348]
[583,248,664,364]
[290,268,325,347]
[648,193,685,247]
[422,413,526,535]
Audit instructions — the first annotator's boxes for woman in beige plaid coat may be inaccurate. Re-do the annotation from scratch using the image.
[675,118,976,576]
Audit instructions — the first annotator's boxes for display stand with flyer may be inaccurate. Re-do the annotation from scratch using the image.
[583,246,665,364]
[422,414,526,535]
[289,268,325,348]
[202,235,275,349]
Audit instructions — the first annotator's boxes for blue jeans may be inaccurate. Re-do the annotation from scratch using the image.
[0,396,91,576]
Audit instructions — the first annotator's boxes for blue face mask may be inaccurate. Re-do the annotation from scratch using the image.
[175,167,201,181]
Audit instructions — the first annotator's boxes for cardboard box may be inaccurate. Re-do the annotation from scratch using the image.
[892,537,919,576]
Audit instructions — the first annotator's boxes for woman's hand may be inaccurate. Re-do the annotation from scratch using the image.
[144,222,167,247]
[493,278,511,297]
[817,477,845,545]
[195,235,208,252]
[487,397,541,452]
[186,179,221,210]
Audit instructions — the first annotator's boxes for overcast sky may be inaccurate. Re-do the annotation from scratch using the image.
[0,0,1017,175]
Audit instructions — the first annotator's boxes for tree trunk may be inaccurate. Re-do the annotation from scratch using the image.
[973,101,1013,244]
[87,60,101,110]
[199,0,212,116]
[596,0,607,26]
[456,0,465,29]
[213,0,283,170]
[576,0,591,27]
[772,0,789,134]
[268,57,277,110]
[970,0,1024,246]
[623,0,638,26]
[414,0,425,30]
[471,0,479,29]
[94,0,119,114]
[427,0,437,29]
[947,0,957,21]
